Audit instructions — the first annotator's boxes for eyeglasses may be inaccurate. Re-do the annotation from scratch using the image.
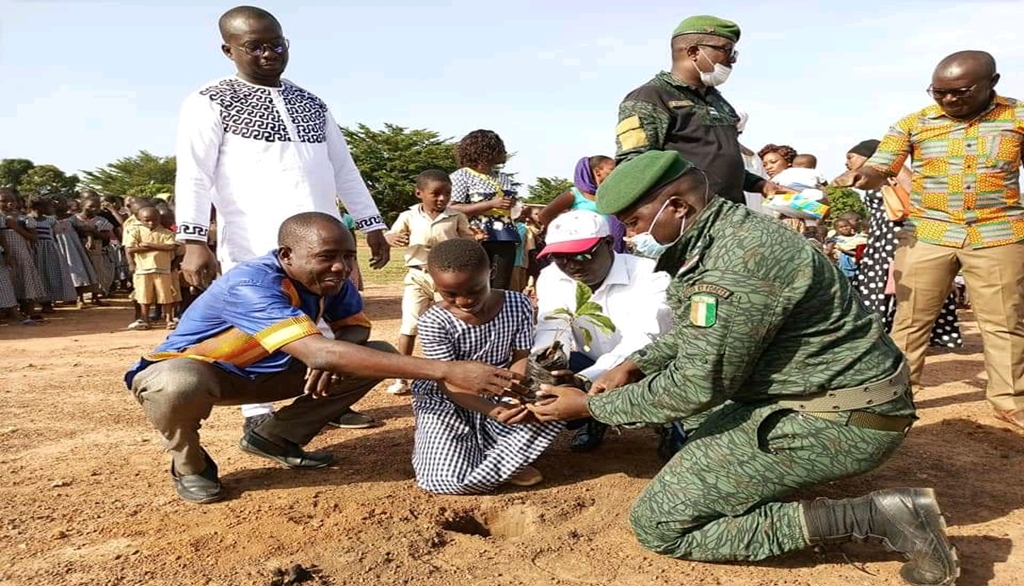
[551,242,603,264]
[234,38,290,57]
[697,43,739,62]
[926,84,977,100]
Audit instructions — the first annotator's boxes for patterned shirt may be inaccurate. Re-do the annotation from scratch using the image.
[615,71,763,204]
[449,168,520,242]
[866,95,1024,248]
[124,251,370,387]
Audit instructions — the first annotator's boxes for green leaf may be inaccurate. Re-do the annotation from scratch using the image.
[575,281,593,311]
[543,315,569,321]
[583,313,617,334]
[550,308,573,317]
[577,301,605,316]
[580,326,593,352]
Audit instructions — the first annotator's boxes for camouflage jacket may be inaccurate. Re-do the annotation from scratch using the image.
[615,72,763,204]
[587,198,909,426]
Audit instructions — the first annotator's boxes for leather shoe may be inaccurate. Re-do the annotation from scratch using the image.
[239,431,335,469]
[994,409,1024,431]
[570,420,608,452]
[171,450,222,504]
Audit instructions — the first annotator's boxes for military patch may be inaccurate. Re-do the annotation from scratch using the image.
[615,115,647,151]
[683,283,733,299]
[689,293,718,327]
[667,100,694,109]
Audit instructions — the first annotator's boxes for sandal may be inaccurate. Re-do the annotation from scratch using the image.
[127,319,151,331]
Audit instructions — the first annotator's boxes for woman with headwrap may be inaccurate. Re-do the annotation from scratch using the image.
[538,156,626,252]
[846,139,962,348]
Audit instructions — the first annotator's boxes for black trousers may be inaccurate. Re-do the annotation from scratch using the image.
[483,241,517,290]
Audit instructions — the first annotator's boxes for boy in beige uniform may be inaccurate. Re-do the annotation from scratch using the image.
[124,207,181,330]
[385,170,474,395]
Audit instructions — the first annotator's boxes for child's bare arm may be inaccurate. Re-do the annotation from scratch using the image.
[510,350,529,376]
[440,382,508,416]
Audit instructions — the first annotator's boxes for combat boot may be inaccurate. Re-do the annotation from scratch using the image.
[802,488,958,586]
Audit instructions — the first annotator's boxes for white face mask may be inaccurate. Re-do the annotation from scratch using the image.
[627,172,711,259]
[697,49,732,87]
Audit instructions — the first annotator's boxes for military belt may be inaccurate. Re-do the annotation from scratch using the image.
[775,362,910,413]
[802,410,914,434]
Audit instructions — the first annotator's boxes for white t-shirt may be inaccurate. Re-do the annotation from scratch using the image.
[173,76,385,270]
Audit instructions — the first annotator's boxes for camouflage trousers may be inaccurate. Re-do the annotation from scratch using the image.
[629,400,908,561]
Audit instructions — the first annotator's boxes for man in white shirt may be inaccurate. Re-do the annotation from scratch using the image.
[533,211,673,451]
[173,6,391,433]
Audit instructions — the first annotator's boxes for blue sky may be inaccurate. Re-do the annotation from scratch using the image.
[2,0,1022,192]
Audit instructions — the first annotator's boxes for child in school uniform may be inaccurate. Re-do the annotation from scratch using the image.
[0,189,47,320]
[383,170,474,396]
[123,207,180,330]
[411,239,563,494]
[26,198,77,311]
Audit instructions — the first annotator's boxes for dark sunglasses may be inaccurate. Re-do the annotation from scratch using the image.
[551,241,603,264]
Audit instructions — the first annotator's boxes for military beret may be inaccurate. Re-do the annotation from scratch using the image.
[596,151,694,215]
[672,15,741,43]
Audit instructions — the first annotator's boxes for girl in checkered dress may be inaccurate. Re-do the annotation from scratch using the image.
[0,189,47,318]
[411,239,563,495]
[26,199,77,309]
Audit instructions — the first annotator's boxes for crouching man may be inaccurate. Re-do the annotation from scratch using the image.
[125,212,518,504]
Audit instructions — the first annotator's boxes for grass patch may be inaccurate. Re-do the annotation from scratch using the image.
[355,234,407,288]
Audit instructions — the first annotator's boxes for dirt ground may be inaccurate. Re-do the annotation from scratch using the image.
[1,284,1022,586]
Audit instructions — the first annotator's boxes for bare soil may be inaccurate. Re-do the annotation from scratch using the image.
[1,286,1021,586]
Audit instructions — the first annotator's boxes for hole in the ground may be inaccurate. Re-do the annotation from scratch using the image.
[440,504,539,539]
[441,514,491,537]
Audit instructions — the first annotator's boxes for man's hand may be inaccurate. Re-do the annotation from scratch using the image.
[365,229,390,270]
[590,359,643,396]
[181,241,218,288]
[304,368,337,399]
[527,384,591,422]
[384,231,409,247]
[442,361,523,397]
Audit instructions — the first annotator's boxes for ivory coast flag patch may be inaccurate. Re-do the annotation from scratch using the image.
[689,293,718,327]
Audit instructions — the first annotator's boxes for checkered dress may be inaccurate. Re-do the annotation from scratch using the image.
[0,214,47,301]
[71,215,115,294]
[52,217,98,288]
[26,216,77,303]
[411,291,563,495]
[0,262,17,309]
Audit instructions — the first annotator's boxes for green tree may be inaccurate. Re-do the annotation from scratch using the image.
[0,159,35,190]
[824,186,868,226]
[525,176,573,205]
[18,164,80,197]
[80,151,176,196]
[341,123,458,224]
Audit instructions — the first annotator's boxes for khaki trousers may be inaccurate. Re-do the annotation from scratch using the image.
[892,233,1024,412]
[130,341,395,475]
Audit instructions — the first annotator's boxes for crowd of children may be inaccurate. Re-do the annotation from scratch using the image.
[0,187,197,330]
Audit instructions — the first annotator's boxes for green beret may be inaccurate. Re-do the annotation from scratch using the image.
[596,151,694,215]
[672,15,741,43]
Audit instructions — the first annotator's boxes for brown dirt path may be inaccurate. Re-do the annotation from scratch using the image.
[1,287,1021,586]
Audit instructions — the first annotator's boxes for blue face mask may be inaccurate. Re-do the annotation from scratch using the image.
[628,199,684,260]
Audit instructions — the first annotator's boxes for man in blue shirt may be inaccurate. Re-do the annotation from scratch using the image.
[126,212,520,503]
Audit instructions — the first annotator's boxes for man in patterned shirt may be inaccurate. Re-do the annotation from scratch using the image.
[837,50,1024,431]
[614,15,785,205]
[174,6,392,432]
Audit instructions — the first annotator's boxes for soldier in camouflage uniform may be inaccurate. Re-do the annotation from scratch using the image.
[530,151,959,586]
[615,15,787,205]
